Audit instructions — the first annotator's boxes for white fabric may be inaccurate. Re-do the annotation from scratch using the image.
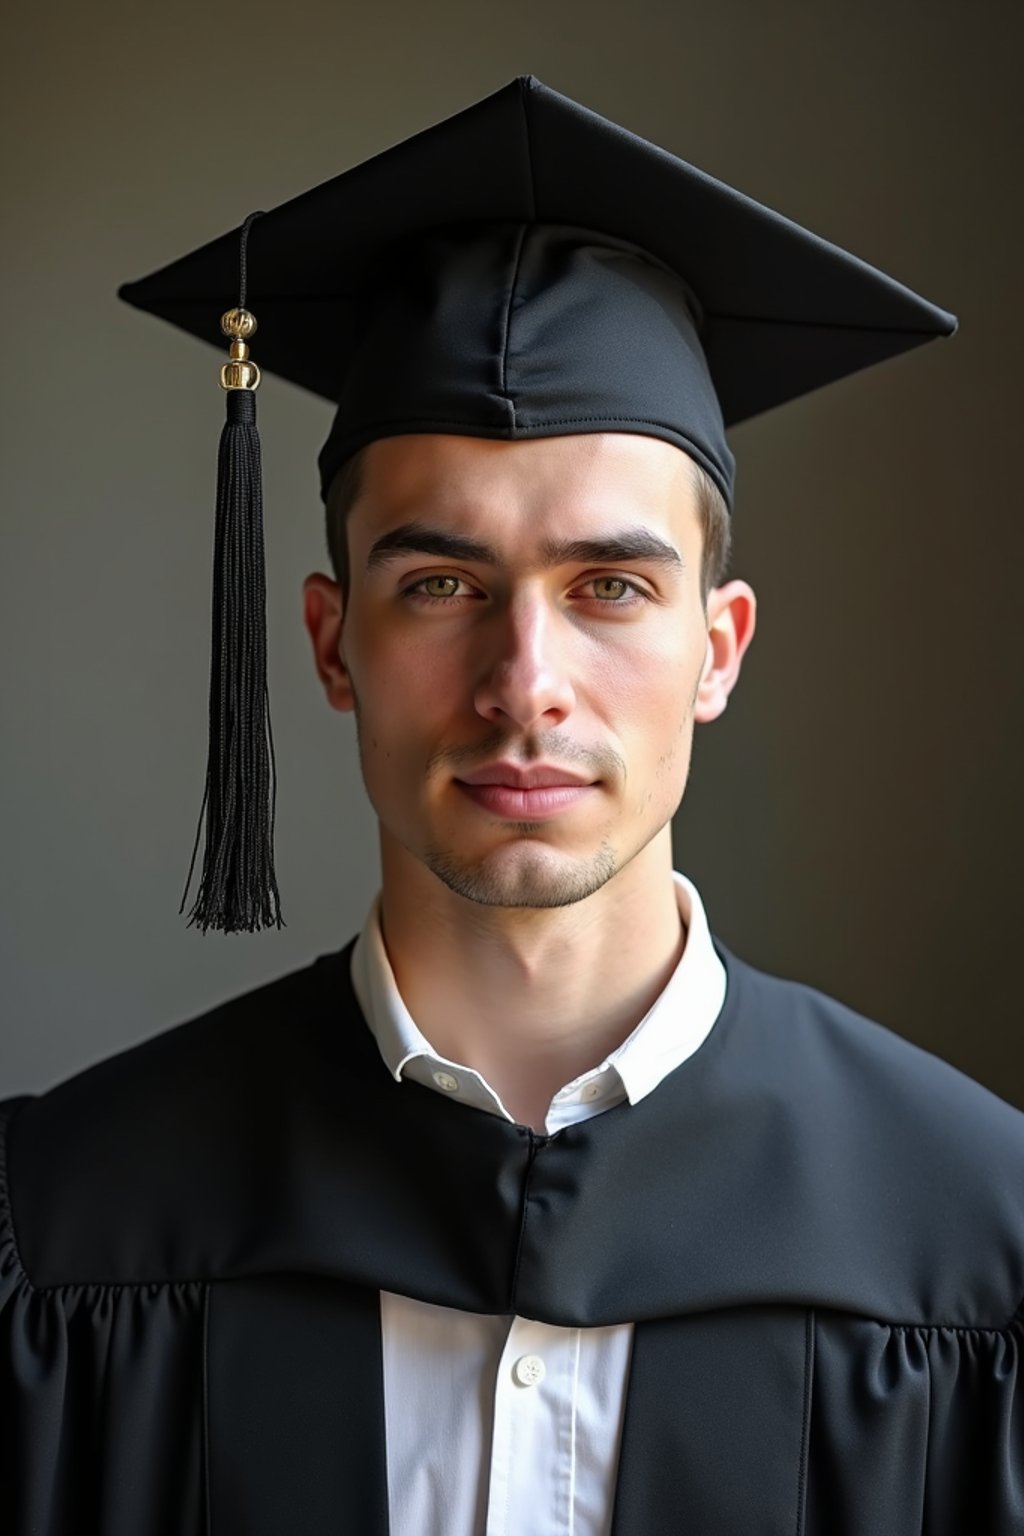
[351,871,727,1536]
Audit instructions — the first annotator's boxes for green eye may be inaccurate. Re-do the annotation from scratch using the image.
[593,577,630,600]
[421,576,461,598]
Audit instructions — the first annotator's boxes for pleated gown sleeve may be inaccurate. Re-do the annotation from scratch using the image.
[0,1100,207,1533]
[803,1309,1024,1534]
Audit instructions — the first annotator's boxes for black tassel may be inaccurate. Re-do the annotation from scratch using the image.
[180,213,283,933]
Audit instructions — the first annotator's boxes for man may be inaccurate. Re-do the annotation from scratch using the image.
[3,77,1022,1535]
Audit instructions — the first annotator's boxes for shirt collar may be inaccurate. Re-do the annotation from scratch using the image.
[350,872,726,1132]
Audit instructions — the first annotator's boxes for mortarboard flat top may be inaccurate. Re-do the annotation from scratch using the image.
[119,74,956,510]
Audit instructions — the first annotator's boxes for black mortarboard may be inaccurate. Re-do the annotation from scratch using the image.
[118,75,957,934]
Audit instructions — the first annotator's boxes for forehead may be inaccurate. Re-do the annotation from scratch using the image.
[347,432,703,552]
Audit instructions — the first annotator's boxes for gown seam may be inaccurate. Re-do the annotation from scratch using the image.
[509,1131,541,1311]
[885,1316,1023,1336]
[202,1281,213,1536]
[920,1320,934,1535]
[4,1274,211,1294]
[0,1099,38,1289]
[794,1307,815,1536]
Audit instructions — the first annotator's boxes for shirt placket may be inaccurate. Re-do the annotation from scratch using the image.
[485,1317,580,1536]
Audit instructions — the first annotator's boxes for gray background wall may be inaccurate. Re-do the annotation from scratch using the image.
[3,0,1021,1103]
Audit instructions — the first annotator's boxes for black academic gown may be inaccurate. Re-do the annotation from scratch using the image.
[3,938,1023,1535]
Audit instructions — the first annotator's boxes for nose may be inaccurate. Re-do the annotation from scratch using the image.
[473,589,577,729]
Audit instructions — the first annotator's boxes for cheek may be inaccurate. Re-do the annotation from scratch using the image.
[587,624,703,803]
[348,608,451,712]
[589,617,705,723]
[347,623,467,789]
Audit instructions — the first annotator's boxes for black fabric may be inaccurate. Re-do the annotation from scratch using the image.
[3,940,1023,1533]
[612,1308,813,1533]
[118,76,956,512]
[315,220,734,503]
[207,1274,389,1536]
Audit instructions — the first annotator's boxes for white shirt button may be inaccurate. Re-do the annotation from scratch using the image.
[431,1070,460,1093]
[580,1081,602,1101]
[512,1353,546,1388]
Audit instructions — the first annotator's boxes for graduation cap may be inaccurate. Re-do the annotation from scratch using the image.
[118,75,957,936]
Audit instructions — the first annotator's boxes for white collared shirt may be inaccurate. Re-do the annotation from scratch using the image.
[350,871,726,1536]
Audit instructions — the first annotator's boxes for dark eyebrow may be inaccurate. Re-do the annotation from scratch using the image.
[366,520,683,573]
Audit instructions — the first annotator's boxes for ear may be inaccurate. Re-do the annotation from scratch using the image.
[693,579,758,723]
[302,572,356,713]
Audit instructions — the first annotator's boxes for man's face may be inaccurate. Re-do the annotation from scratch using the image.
[308,431,748,909]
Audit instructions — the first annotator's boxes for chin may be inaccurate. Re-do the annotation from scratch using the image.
[422,838,619,910]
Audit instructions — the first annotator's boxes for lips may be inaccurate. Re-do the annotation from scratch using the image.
[456,762,594,790]
[454,763,598,821]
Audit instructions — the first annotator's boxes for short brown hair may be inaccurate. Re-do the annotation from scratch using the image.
[325,442,732,609]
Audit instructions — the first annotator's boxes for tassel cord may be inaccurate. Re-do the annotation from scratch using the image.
[180,388,282,932]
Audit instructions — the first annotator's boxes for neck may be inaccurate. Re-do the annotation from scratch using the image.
[377,830,685,1131]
